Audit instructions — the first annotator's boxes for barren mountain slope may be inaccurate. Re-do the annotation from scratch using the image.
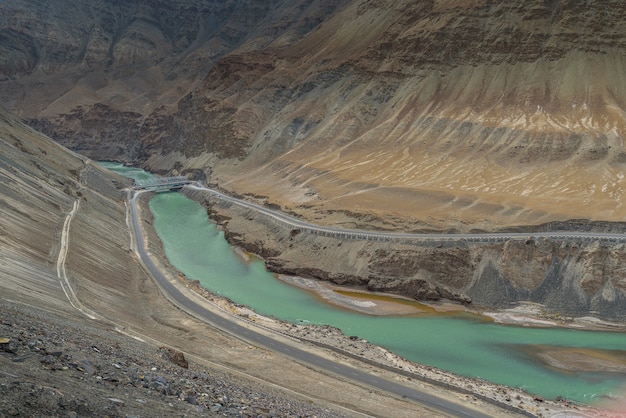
[0,0,626,230]
[0,0,347,117]
[0,106,122,308]
[1,0,625,233]
[162,0,626,232]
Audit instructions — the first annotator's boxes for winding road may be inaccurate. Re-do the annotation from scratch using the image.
[128,190,499,418]
[185,183,626,244]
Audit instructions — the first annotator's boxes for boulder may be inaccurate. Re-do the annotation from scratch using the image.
[160,347,189,369]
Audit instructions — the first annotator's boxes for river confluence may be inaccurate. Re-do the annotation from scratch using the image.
[101,161,626,406]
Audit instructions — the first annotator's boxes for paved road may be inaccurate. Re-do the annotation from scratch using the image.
[185,184,625,244]
[129,191,496,418]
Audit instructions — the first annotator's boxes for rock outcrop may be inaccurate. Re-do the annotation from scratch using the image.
[190,188,626,321]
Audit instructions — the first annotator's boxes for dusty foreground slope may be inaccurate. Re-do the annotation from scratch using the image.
[2,108,504,417]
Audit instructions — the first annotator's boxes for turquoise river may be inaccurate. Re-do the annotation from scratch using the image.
[102,162,626,406]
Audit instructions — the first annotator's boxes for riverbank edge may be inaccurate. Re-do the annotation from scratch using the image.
[182,187,626,331]
[137,191,611,417]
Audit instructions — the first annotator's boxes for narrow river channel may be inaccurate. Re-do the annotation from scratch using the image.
[102,161,626,406]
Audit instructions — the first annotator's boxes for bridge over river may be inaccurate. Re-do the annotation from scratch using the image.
[133,176,191,191]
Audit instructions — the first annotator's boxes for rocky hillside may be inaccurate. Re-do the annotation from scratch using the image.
[2,0,626,319]
[0,301,343,418]
[0,0,347,138]
[161,0,626,232]
[0,106,126,304]
[2,0,624,233]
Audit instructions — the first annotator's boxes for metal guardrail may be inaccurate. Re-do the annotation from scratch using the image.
[184,184,626,245]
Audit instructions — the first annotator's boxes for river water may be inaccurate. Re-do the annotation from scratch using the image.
[101,161,626,405]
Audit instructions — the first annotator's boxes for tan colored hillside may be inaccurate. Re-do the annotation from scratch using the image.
[1,0,625,232]
[181,0,626,231]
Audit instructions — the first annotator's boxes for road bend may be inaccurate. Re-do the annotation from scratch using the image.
[129,191,497,418]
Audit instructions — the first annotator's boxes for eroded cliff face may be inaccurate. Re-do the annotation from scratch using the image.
[468,239,626,319]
